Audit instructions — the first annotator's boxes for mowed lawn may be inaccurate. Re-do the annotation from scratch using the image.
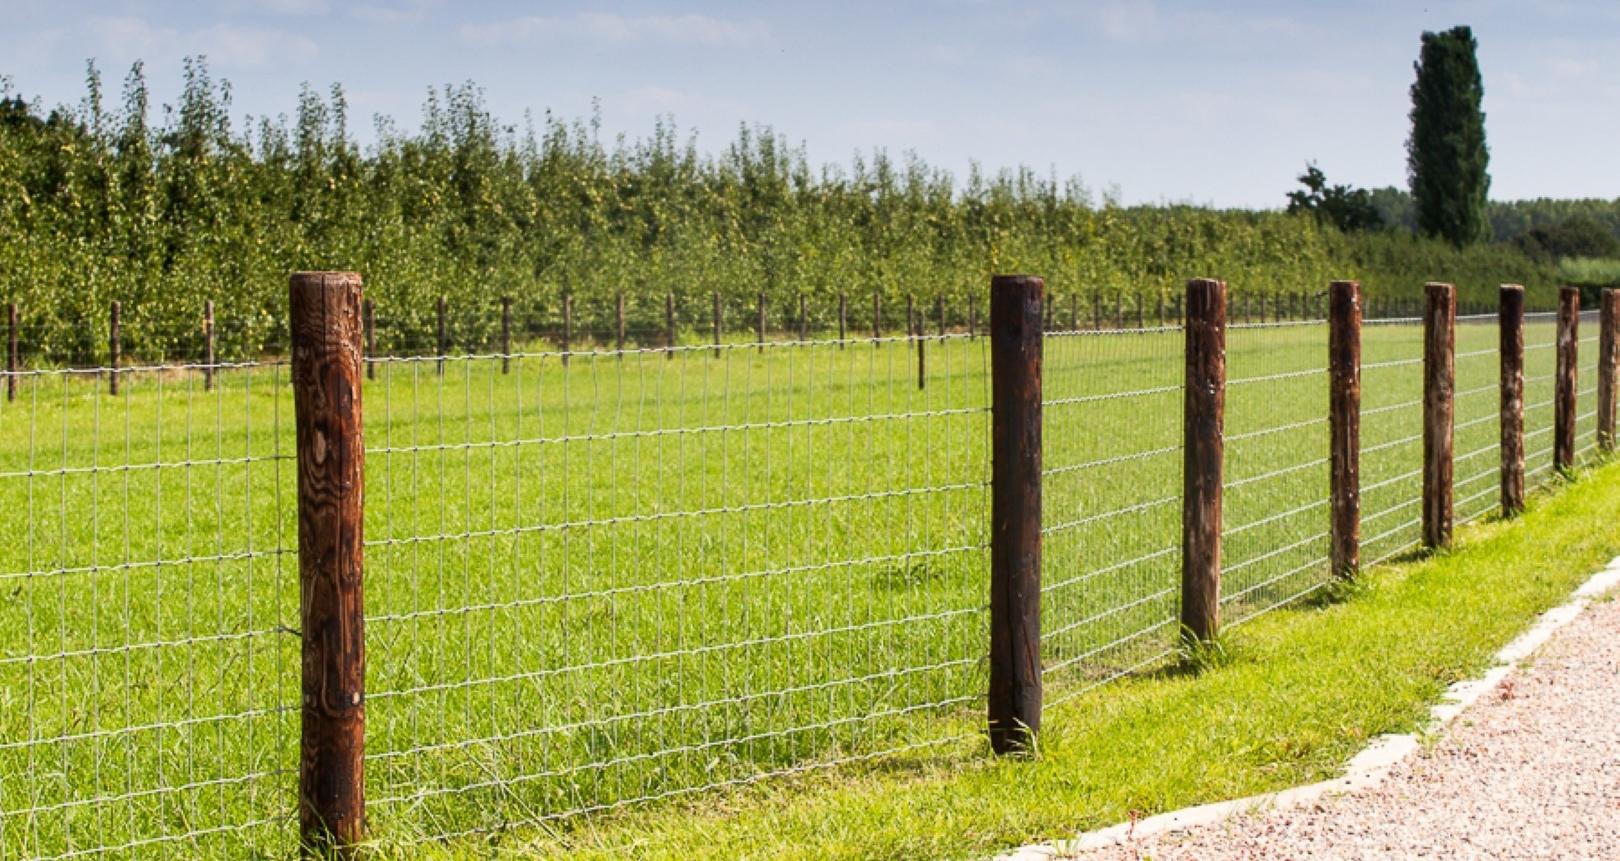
[0,311,1589,859]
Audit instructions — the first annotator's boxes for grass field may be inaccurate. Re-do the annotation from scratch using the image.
[0,310,1594,859]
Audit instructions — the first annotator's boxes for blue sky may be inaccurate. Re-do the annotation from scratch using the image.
[4,1,1617,207]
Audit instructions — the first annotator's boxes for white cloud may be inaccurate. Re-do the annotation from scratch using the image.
[83,16,316,70]
[231,0,330,15]
[350,1,437,25]
[1095,0,1160,43]
[461,13,769,49]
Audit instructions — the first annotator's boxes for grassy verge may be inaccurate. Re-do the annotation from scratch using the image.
[473,460,1620,861]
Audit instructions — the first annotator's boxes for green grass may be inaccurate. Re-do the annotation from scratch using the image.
[0,315,1595,859]
[457,457,1620,861]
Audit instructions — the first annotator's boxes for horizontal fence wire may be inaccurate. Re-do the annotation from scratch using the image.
[0,359,298,860]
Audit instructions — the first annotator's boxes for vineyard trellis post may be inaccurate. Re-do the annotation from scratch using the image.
[1329,280,1361,579]
[616,292,627,357]
[988,273,1043,755]
[109,299,121,396]
[1182,278,1225,644]
[1600,289,1618,452]
[436,295,447,376]
[288,271,367,857]
[1423,282,1456,549]
[363,299,376,381]
[500,296,512,374]
[203,299,215,391]
[1555,287,1580,472]
[666,292,676,359]
[7,301,18,401]
[1500,285,1526,516]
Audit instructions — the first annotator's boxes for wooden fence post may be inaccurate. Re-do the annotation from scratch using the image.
[873,292,882,344]
[666,293,676,360]
[1500,285,1525,517]
[1600,289,1618,452]
[838,293,848,347]
[909,294,918,346]
[1555,287,1580,473]
[916,318,926,390]
[1329,281,1361,579]
[800,293,809,342]
[1423,282,1456,549]
[988,273,1043,755]
[6,302,17,402]
[562,293,573,368]
[363,299,376,381]
[1182,278,1226,644]
[757,291,767,354]
[712,291,722,358]
[288,272,366,856]
[203,300,216,391]
[108,300,121,396]
[435,295,447,376]
[616,292,626,358]
[500,296,512,374]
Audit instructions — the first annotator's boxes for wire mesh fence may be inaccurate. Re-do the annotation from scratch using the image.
[0,281,1612,859]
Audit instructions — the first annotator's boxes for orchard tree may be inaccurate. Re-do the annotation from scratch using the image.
[1407,25,1491,246]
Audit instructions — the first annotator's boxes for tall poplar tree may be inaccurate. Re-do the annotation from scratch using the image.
[1407,25,1491,246]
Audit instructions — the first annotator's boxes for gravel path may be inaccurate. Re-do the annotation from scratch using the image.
[1063,589,1620,861]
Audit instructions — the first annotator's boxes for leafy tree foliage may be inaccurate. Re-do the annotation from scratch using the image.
[1286,164,1384,232]
[1407,25,1492,246]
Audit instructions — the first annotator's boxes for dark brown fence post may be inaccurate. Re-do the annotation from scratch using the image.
[1555,287,1580,473]
[838,293,848,347]
[362,299,376,381]
[665,293,676,360]
[1182,278,1226,644]
[1600,289,1618,452]
[288,271,366,856]
[873,292,881,343]
[1500,285,1525,517]
[916,318,926,390]
[202,300,215,391]
[988,273,1043,755]
[562,293,573,368]
[108,300,121,396]
[6,302,17,402]
[799,293,809,342]
[616,292,626,358]
[499,297,512,374]
[1423,282,1456,549]
[757,291,767,354]
[712,291,722,358]
[1329,281,1361,579]
[435,295,447,376]
[908,294,918,345]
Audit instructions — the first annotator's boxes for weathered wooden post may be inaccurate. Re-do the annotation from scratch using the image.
[362,299,376,381]
[838,293,848,347]
[203,300,216,391]
[909,294,918,346]
[435,295,447,376]
[1182,278,1226,643]
[988,274,1042,755]
[1329,281,1361,578]
[500,296,512,375]
[873,292,882,343]
[799,293,809,342]
[108,300,121,396]
[6,302,17,402]
[1423,282,1456,548]
[288,272,366,857]
[916,318,926,391]
[666,293,676,360]
[1600,289,1619,452]
[1555,287,1580,473]
[1500,285,1526,517]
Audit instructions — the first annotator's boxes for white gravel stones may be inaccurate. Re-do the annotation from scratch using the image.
[1056,575,1620,860]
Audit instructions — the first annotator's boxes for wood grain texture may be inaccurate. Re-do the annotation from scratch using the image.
[1329,281,1361,579]
[988,274,1043,754]
[1423,282,1456,549]
[1555,287,1580,472]
[289,271,366,855]
[1182,278,1226,643]
[1500,285,1526,517]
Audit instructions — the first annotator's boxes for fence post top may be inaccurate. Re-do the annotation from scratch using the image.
[990,274,1044,292]
[1424,281,1455,294]
[1185,277,1225,290]
[1329,279,1360,289]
